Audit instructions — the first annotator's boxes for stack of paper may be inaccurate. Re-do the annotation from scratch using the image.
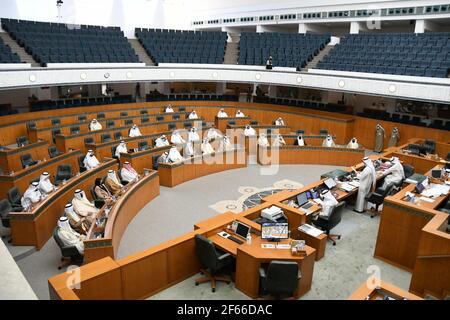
[340,182,357,192]
[298,224,324,237]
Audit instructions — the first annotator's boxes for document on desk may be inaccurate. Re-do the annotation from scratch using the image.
[348,181,360,188]
[261,244,276,249]
[421,184,450,198]
[340,182,357,192]
[313,199,323,206]
[298,224,324,237]
[275,244,291,249]
[419,196,434,203]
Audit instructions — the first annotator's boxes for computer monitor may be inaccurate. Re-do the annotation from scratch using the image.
[235,221,251,239]
[324,178,337,190]
[296,192,308,207]
[305,191,312,199]
[415,183,425,194]
[431,169,442,179]
[261,222,289,241]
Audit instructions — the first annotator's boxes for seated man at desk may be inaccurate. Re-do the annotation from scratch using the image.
[313,190,338,220]
[188,127,200,143]
[258,133,270,147]
[347,137,359,149]
[184,142,195,157]
[380,157,405,188]
[105,170,124,195]
[188,110,199,119]
[218,135,234,152]
[165,104,174,113]
[168,145,184,162]
[89,119,102,131]
[201,138,215,155]
[322,135,336,148]
[71,190,98,232]
[115,141,128,159]
[121,161,139,183]
[352,157,376,213]
[128,124,142,137]
[84,150,100,170]
[275,117,285,126]
[244,124,256,136]
[21,181,42,211]
[171,130,186,145]
[206,126,223,141]
[235,110,246,118]
[38,171,55,196]
[272,134,286,147]
[155,135,170,148]
[217,108,229,118]
[295,135,306,146]
[157,151,170,164]
[56,216,85,256]
[94,178,114,204]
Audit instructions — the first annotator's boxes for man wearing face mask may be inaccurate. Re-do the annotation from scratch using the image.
[121,161,139,183]
[129,124,142,137]
[317,190,338,219]
[235,110,246,118]
[167,146,184,162]
[218,135,233,152]
[201,138,215,155]
[244,124,256,136]
[115,141,128,159]
[217,108,229,118]
[347,137,359,149]
[272,134,286,147]
[274,117,285,126]
[206,126,223,141]
[170,130,186,145]
[322,135,336,147]
[258,132,270,147]
[104,170,124,195]
[295,134,306,146]
[64,203,87,234]
[93,178,114,204]
[381,157,405,188]
[188,110,199,119]
[154,135,170,148]
[89,119,102,131]
[56,216,85,256]
[187,127,200,143]
[165,104,174,113]
[83,150,100,170]
[353,157,376,213]
[21,182,41,211]
[38,171,55,196]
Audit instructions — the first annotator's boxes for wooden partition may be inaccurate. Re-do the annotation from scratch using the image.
[119,146,172,173]
[0,140,49,173]
[0,150,81,199]
[215,116,251,133]
[9,159,117,249]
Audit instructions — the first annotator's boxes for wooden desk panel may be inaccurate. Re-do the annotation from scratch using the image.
[0,140,49,173]
[215,116,252,133]
[394,151,445,174]
[349,280,423,300]
[0,150,81,200]
[9,159,117,249]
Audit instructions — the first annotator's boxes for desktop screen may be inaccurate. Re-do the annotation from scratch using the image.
[261,222,289,240]
[235,222,250,239]
[296,192,308,206]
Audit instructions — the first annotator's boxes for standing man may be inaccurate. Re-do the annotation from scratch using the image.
[374,124,386,153]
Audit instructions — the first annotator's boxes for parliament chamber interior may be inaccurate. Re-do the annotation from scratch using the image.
[0,0,449,304]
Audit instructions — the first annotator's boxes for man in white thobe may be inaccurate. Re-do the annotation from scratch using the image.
[187,127,200,143]
[218,135,233,152]
[56,216,85,255]
[206,127,222,141]
[353,157,377,213]
[158,152,170,164]
[115,141,128,158]
[318,190,339,218]
[322,135,336,147]
[347,137,359,149]
[21,182,41,211]
[201,138,215,155]
[83,150,100,170]
[188,111,199,119]
[217,108,228,118]
[184,142,195,157]
[165,105,174,113]
[272,134,286,147]
[258,133,270,147]
[168,146,184,162]
[38,172,55,196]
[381,157,405,188]
[235,110,245,118]
[120,161,139,183]
[275,117,285,126]
[171,130,186,145]
[244,125,256,136]
[89,119,102,131]
[154,135,170,148]
[296,135,306,146]
[71,189,98,222]
[129,124,142,137]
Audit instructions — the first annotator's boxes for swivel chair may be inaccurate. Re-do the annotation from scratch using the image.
[16,136,29,147]
[313,201,345,245]
[138,141,149,151]
[0,199,13,242]
[259,260,301,299]
[78,155,87,173]
[48,146,62,158]
[365,184,396,218]
[54,164,73,185]
[53,228,84,269]
[20,153,38,168]
[8,187,24,211]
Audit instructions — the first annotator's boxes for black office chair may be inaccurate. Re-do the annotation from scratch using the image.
[319,129,328,136]
[52,128,61,143]
[179,107,186,112]
[168,123,176,131]
[124,119,133,126]
[259,261,301,299]
[70,126,80,134]
[0,199,13,242]
[141,117,150,123]
[172,115,180,120]
[423,139,436,154]
[184,122,193,129]
[227,120,236,125]
[97,112,105,119]
[8,187,23,211]
[113,132,122,140]
[313,201,345,245]
[16,135,29,147]
[156,115,164,121]
[365,184,396,218]
[78,115,87,122]
[407,144,421,155]
[194,234,233,292]
[138,141,149,151]
[78,155,87,173]
[402,164,415,179]
[26,121,36,132]
[51,118,61,126]
[48,146,62,158]
[101,134,112,142]
[84,137,94,145]
[120,112,128,117]
[20,153,38,168]
[112,146,118,159]
[446,152,450,162]
[438,199,450,214]
[106,120,115,128]
[140,110,148,115]
[296,129,305,135]
[152,155,161,170]
[53,227,83,269]
[54,164,73,185]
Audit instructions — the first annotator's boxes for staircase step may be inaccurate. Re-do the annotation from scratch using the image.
[303,44,335,71]
[128,38,154,66]
[0,32,39,66]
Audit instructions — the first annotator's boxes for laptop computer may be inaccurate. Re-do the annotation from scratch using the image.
[296,192,313,213]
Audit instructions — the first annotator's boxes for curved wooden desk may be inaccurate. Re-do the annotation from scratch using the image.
[348,280,423,300]
[158,148,247,187]
[215,116,252,133]
[9,159,117,249]
[257,145,365,167]
[0,140,49,173]
[83,171,160,263]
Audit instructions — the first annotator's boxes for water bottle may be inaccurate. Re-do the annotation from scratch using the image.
[246,233,252,245]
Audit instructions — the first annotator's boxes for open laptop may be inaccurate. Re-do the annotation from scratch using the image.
[323,177,337,190]
[296,192,313,213]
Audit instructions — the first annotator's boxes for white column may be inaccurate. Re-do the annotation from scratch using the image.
[350,21,361,34]
[415,20,425,33]
[256,25,266,33]
[268,85,277,98]
[298,23,307,34]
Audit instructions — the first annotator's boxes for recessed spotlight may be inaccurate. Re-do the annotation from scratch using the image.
[388,84,397,93]
[29,74,36,82]
[169,71,175,78]
[126,71,132,79]
[297,76,303,83]
[212,72,218,78]
[104,73,110,79]
[338,80,345,88]
[255,73,261,80]
[80,72,87,80]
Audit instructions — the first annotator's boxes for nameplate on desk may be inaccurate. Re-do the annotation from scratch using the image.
[261,244,276,249]
[275,244,291,249]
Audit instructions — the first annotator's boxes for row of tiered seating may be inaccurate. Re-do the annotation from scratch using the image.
[135,28,227,64]
[0,36,21,63]
[254,96,347,113]
[30,95,134,112]
[1,19,139,66]
[317,32,450,78]
[238,32,330,68]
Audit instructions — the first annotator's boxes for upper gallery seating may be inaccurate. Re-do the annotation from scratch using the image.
[135,29,227,64]
[0,37,21,63]
[30,95,134,112]
[238,32,331,68]
[1,19,139,66]
[317,32,450,78]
